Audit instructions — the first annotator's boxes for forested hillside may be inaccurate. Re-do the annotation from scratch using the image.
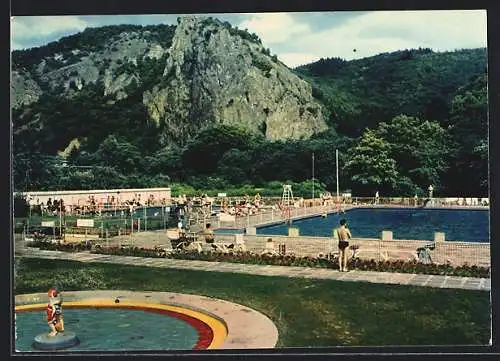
[292,48,488,196]
[11,20,489,197]
[294,48,487,136]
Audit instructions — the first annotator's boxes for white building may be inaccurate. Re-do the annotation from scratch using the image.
[16,187,172,208]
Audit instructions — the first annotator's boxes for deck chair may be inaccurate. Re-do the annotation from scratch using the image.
[417,243,434,264]
[185,241,203,253]
[262,239,278,256]
[233,234,247,252]
[209,242,233,253]
[167,229,190,251]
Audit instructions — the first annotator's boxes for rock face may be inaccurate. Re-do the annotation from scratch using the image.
[12,18,327,145]
[11,70,42,108]
[12,27,171,108]
[144,17,327,143]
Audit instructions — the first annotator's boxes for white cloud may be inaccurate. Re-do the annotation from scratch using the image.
[11,16,88,42]
[9,11,487,68]
[278,53,320,68]
[10,39,24,50]
[238,13,311,45]
[258,10,487,67]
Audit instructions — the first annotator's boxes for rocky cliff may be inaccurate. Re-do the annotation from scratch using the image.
[11,70,42,109]
[143,17,326,143]
[12,17,327,147]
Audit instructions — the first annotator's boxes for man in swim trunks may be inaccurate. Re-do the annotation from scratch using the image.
[336,219,352,272]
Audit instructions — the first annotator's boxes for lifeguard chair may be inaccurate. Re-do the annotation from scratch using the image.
[279,185,294,225]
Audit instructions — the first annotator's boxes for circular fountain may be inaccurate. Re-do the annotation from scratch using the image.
[15,290,278,352]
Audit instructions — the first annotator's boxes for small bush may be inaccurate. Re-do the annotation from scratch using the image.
[27,240,92,252]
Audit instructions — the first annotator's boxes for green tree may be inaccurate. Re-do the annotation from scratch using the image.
[343,130,399,195]
[472,139,489,191]
[374,114,453,194]
[181,124,263,175]
[13,193,30,217]
[218,148,252,184]
[443,74,488,196]
[145,146,184,180]
[94,135,143,174]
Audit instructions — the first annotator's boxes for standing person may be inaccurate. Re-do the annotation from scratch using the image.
[177,218,185,238]
[336,219,352,272]
[375,191,380,205]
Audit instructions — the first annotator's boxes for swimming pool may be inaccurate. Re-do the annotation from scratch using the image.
[15,304,217,351]
[257,207,490,242]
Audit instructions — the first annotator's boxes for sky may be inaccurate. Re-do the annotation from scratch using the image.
[10,10,487,68]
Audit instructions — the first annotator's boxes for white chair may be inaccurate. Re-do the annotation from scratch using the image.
[234,234,247,252]
[186,241,203,253]
[262,239,278,255]
[211,242,232,253]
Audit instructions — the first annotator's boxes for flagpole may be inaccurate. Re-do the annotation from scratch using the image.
[336,149,339,199]
[312,152,315,201]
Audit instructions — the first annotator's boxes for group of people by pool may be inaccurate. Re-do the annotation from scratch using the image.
[192,217,354,272]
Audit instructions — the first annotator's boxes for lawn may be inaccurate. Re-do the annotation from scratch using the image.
[14,257,491,347]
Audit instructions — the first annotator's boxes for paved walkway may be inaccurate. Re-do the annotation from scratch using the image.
[16,247,490,291]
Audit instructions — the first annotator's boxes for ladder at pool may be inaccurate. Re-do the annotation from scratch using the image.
[281,185,294,207]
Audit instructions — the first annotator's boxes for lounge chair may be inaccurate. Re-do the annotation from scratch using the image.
[167,229,191,251]
[262,239,279,256]
[233,234,247,252]
[416,243,435,264]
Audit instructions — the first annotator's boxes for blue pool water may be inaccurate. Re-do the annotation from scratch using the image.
[257,207,490,242]
[215,228,245,235]
[15,308,199,351]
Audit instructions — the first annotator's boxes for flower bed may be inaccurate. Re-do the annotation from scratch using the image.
[26,239,92,252]
[24,241,490,278]
[89,245,490,278]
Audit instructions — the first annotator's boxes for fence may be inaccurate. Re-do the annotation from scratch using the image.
[216,203,350,229]
[22,213,176,241]
[345,197,489,207]
[212,233,490,268]
[203,197,489,230]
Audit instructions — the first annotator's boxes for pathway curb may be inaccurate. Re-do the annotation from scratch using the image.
[15,249,490,291]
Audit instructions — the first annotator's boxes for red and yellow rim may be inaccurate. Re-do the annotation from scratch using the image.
[16,300,227,350]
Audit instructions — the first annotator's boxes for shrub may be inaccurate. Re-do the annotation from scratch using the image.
[27,239,92,252]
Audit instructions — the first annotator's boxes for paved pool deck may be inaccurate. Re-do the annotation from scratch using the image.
[15,247,490,292]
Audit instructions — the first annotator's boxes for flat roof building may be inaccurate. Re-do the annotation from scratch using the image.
[16,187,172,208]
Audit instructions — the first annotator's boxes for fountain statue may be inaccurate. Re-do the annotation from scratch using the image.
[32,288,79,350]
[46,288,64,336]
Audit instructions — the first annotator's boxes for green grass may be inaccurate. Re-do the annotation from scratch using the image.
[14,257,491,347]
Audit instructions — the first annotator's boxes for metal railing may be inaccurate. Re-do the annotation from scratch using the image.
[217,203,350,230]
[347,197,489,208]
[211,234,490,268]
